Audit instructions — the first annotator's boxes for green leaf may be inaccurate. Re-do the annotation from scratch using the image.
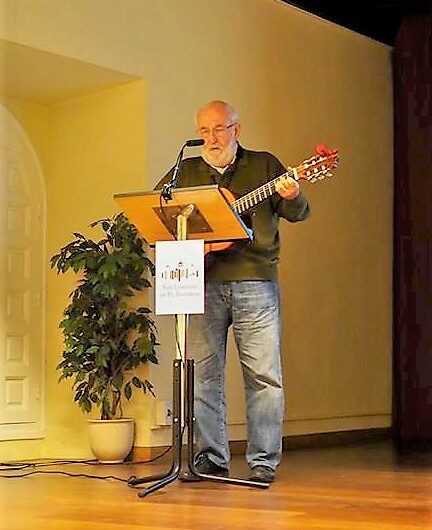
[124,382,132,400]
[145,380,156,397]
[132,376,141,388]
[80,396,92,413]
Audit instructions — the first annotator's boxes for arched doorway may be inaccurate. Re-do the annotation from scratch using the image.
[0,103,45,440]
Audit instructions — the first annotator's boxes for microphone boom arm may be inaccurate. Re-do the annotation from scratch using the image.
[160,138,204,202]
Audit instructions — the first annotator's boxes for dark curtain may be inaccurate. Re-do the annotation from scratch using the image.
[393,15,432,443]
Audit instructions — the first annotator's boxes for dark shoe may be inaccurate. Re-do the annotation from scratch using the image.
[249,465,275,483]
[180,455,229,482]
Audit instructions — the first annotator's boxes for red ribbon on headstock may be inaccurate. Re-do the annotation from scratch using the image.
[315,144,338,157]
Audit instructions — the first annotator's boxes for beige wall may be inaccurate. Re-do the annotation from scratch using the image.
[0,0,393,457]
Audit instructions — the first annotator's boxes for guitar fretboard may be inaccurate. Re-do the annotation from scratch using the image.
[232,168,296,214]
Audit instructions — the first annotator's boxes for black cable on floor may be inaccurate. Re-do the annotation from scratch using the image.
[0,469,129,482]
[0,443,175,481]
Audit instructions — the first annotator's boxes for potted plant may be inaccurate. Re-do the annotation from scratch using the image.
[51,212,158,462]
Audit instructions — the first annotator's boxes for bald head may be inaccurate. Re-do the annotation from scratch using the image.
[195,100,240,127]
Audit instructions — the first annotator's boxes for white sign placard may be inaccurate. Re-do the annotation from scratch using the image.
[155,240,204,315]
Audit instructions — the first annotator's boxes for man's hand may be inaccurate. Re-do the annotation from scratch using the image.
[275,176,300,200]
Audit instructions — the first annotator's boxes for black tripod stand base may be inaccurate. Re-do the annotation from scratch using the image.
[134,358,270,497]
[127,360,182,494]
[128,467,176,486]
[137,470,180,497]
[179,469,269,489]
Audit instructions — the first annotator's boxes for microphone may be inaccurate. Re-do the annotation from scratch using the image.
[185,138,204,147]
[161,139,204,201]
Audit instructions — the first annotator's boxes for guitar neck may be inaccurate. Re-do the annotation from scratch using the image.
[230,146,338,214]
[232,167,297,215]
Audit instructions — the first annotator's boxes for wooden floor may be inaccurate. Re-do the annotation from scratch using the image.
[1,440,432,529]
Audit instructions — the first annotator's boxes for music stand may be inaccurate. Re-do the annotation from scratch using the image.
[114,185,269,496]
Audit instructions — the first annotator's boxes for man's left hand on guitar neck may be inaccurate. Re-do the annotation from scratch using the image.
[275,175,300,200]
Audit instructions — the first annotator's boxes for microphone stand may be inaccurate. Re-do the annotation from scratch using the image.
[161,139,204,202]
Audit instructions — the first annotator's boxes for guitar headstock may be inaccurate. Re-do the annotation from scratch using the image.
[296,144,339,183]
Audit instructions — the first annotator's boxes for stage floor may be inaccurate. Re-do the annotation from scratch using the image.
[1,440,431,529]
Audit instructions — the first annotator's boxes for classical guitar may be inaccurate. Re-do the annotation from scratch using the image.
[205,144,339,254]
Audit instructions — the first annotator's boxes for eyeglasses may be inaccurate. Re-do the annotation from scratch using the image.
[198,123,236,139]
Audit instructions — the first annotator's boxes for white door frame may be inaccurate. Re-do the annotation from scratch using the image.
[0,103,46,441]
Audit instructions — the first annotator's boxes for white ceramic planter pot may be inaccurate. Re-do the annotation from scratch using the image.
[88,418,134,463]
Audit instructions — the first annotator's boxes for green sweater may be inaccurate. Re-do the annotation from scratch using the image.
[156,145,310,282]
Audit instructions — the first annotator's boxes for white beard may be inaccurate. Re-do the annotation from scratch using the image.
[202,142,238,168]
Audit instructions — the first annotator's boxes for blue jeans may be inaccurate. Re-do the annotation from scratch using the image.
[187,281,284,471]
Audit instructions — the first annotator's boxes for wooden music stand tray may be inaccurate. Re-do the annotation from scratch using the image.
[114,185,268,497]
[114,184,250,247]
